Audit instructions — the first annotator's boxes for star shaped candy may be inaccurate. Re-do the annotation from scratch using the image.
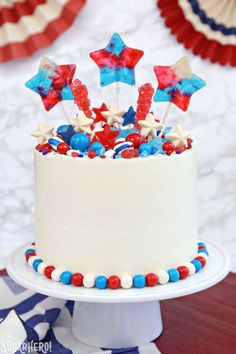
[93,103,108,124]
[95,124,119,149]
[32,122,54,144]
[90,33,144,86]
[25,57,76,111]
[101,107,125,126]
[70,110,94,134]
[122,106,135,126]
[139,113,164,138]
[165,123,191,147]
[153,56,206,111]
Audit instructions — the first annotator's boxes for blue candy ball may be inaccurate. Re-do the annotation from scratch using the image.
[90,142,105,156]
[60,271,73,284]
[139,143,152,155]
[70,133,90,151]
[198,249,209,256]
[198,242,206,248]
[25,248,35,256]
[33,259,43,272]
[95,275,108,289]
[191,260,202,272]
[167,268,180,282]
[133,274,146,288]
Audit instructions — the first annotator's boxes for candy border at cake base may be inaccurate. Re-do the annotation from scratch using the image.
[25,242,209,290]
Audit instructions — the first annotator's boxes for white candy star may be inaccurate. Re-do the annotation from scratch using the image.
[166,123,191,147]
[139,113,164,138]
[101,107,125,126]
[70,110,94,134]
[31,122,54,144]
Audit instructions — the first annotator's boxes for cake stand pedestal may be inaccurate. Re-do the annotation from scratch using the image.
[7,241,230,349]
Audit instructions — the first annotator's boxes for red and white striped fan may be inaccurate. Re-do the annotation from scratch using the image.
[0,0,86,63]
[158,0,236,67]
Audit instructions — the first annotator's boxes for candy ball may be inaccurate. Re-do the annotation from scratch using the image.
[162,141,175,155]
[26,253,36,262]
[177,266,189,279]
[156,270,169,284]
[191,259,202,273]
[194,256,207,268]
[25,248,35,256]
[44,266,55,279]
[90,142,105,156]
[183,262,196,276]
[88,150,96,159]
[198,249,209,256]
[60,271,73,284]
[198,241,206,248]
[57,142,70,155]
[167,268,180,282]
[51,269,63,282]
[108,275,121,289]
[83,273,95,288]
[37,262,49,275]
[32,259,43,272]
[133,274,146,288]
[126,133,146,148]
[72,273,84,287]
[139,143,152,155]
[146,273,158,287]
[95,275,108,289]
[121,274,133,289]
[28,256,38,267]
[197,252,208,261]
[70,133,90,151]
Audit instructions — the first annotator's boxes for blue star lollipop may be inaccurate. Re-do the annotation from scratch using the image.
[122,106,136,126]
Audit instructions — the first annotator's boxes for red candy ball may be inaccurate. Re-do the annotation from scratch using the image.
[146,273,158,287]
[177,266,189,279]
[88,150,96,159]
[126,133,147,149]
[44,266,55,279]
[162,141,175,155]
[57,142,70,155]
[71,273,84,287]
[26,253,36,262]
[108,275,121,289]
[195,256,206,268]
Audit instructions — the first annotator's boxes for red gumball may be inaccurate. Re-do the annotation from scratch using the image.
[88,150,96,159]
[71,273,84,286]
[57,142,70,155]
[26,253,36,262]
[146,273,158,287]
[194,256,206,268]
[177,266,189,279]
[108,275,121,289]
[126,133,147,149]
[44,266,55,279]
[162,141,175,155]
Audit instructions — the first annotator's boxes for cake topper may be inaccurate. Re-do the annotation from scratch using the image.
[25,57,76,115]
[153,56,206,123]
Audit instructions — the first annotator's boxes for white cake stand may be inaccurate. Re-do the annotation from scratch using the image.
[7,241,230,349]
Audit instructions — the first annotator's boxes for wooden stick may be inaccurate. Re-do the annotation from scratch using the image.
[115,81,120,109]
[60,102,70,123]
[162,102,172,125]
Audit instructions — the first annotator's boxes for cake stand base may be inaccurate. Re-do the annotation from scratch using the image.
[7,240,230,349]
[72,301,162,348]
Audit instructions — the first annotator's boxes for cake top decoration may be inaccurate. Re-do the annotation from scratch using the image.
[26,33,206,160]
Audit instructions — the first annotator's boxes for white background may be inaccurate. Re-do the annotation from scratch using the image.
[0,0,235,270]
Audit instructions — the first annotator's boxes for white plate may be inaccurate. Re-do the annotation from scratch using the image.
[7,240,230,303]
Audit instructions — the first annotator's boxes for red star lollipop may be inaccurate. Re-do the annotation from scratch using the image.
[95,124,119,149]
[93,103,108,124]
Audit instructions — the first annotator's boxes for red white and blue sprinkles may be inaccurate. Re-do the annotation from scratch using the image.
[25,242,209,290]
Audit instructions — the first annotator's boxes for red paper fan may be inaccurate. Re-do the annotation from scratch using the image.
[157,0,236,67]
[0,0,86,63]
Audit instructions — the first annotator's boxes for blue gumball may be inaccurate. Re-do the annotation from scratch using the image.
[60,271,73,285]
[191,259,202,273]
[167,268,180,282]
[90,142,105,156]
[139,143,152,156]
[95,275,108,289]
[133,274,146,288]
[70,133,90,151]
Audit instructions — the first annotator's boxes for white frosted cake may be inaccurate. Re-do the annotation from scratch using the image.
[24,35,208,289]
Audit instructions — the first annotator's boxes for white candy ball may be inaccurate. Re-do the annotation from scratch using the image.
[121,274,133,289]
[28,256,38,267]
[83,273,95,288]
[37,262,49,275]
[197,252,208,261]
[156,270,169,284]
[51,269,63,282]
[105,149,115,158]
[183,262,196,275]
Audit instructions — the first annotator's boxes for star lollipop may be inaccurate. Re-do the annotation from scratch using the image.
[90,33,144,86]
[25,57,76,111]
[153,56,206,112]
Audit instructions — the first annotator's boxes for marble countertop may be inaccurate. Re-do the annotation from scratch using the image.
[0,0,235,270]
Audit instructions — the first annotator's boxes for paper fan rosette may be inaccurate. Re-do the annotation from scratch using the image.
[0,0,86,63]
[157,0,236,67]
